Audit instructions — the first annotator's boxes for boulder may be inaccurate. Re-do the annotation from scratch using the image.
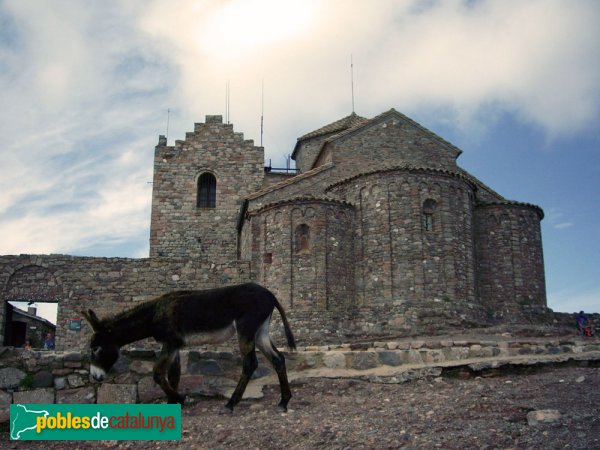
[0,367,26,390]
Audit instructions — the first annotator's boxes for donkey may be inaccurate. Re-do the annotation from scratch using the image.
[82,282,296,411]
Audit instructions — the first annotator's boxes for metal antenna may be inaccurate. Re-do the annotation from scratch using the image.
[225,81,230,124]
[166,108,170,140]
[260,79,264,147]
[350,54,355,113]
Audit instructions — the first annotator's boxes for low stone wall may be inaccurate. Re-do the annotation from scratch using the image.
[1,335,599,424]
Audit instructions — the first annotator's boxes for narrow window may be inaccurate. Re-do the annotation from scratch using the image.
[422,199,436,232]
[264,253,273,264]
[423,213,433,231]
[294,224,310,254]
[197,173,216,208]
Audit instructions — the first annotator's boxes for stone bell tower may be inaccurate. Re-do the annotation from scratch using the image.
[149,115,264,262]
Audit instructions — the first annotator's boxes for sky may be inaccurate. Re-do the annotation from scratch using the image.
[0,0,599,316]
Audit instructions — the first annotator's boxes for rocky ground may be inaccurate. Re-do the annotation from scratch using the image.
[3,362,599,449]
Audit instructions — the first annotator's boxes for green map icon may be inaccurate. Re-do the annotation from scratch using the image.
[10,404,49,440]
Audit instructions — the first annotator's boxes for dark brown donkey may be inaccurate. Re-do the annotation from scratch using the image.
[82,282,296,411]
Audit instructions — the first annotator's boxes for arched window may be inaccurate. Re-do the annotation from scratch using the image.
[294,224,310,254]
[422,199,436,232]
[197,173,216,208]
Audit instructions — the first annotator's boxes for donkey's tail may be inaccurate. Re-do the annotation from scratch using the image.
[273,298,297,351]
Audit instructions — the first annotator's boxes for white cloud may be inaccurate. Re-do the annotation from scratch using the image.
[554,222,574,230]
[544,208,576,231]
[1,0,599,259]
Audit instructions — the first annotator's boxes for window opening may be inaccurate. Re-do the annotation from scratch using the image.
[197,173,216,208]
[294,224,310,254]
[422,199,437,232]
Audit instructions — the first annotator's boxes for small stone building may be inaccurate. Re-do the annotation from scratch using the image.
[0,109,550,349]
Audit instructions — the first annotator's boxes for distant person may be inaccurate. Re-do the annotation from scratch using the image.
[576,311,592,337]
[23,339,32,349]
[43,332,55,350]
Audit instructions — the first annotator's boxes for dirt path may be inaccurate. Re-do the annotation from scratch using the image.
[4,364,599,449]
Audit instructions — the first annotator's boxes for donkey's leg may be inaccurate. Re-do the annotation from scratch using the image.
[225,338,258,411]
[167,349,181,392]
[255,318,292,411]
[154,343,185,404]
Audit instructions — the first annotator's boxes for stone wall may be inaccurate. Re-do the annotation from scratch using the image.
[242,199,355,343]
[329,112,461,176]
[1,334,598,420]
[0,254,250,350]
[328,169,481,318]
[474,203,548,322]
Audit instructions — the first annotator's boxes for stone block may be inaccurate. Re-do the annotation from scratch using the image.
[323,352,346,369]
[13,388,54,404]
[179,374,237,398]
[286,352,322,371]
[33,370,54,388]
[0,389,12,424]
[67,374,85,388]
[137,376,165,403]
[350,352,379,370]
[97,383,137,404]
[56,387,95,404]
[54,377,66,390]
[130,359,155,375]
[188,359,224,376]
[420,349,445,364]
[0,367,26,390]
[62,352,84,362]
[379,351,402,367]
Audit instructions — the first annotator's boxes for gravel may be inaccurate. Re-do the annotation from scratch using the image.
[4,364,599,449]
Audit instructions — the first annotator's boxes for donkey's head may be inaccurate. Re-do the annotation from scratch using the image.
[82,309,119,382]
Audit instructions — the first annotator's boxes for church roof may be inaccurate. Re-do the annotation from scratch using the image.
[298,112,368,141]
[248,195,354,216]
[320,108,462,158]
[292,112,368,159]
[293,108,465,168]
[325,165,477,191]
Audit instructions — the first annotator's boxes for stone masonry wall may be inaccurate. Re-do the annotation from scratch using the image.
[1,334,598,420]
[329,170,479,307]
[242,199,355,344]
[329,113,461,177]
[0,255,250,350]
[474,203,549,322]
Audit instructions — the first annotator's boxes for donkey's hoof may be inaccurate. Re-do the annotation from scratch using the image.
[168,394,185,405]
[277,402,288,413]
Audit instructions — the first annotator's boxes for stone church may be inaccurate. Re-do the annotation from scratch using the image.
[149,108,548,339]
[0,108,550,349]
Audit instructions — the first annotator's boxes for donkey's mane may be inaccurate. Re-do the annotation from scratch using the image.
[103,295,163,328]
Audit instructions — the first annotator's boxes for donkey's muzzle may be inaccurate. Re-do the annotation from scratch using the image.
[90,364,106,382]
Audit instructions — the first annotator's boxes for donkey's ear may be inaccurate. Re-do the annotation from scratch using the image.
[81,309,103,331]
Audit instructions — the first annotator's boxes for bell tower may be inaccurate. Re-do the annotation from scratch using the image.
[149,115,264,261]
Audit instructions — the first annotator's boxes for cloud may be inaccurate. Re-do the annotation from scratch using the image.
[554,222,574,230]
[139,0,600,147]
[1,0,599,258]
[544,208,576,231]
